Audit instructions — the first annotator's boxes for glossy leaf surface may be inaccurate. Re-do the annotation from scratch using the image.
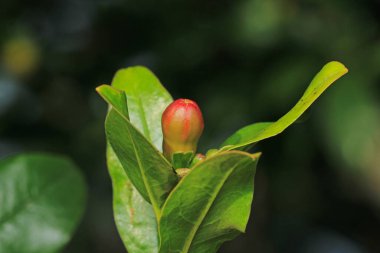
[107,146,158,253]
[98,66,175,252]
[98,82,159,251]
[0,153,86,253]
[111,66,173,149]
[106,109,178,216]
[159,151,260,253]
[221,61,348,150]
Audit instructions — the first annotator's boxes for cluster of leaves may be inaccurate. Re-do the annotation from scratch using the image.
[97,61,347,253]
[0,153,86,253]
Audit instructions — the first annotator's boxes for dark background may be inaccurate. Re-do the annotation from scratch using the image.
[1,0,380,252]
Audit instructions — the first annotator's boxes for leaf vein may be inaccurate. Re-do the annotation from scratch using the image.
[0,167,70,227]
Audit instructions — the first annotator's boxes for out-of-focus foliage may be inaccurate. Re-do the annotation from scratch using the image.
[2,36,40,77]
[0,153,86,253]
[0,0,379,252]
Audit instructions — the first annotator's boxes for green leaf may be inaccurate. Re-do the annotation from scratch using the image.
[106,109,178,217]
[159,151,260,253]
[0,153,86,253]
[172,152,194,169]
[221,61,348,150]
[99,66,175,253]
[107,146,158,253]
[110,66,173,150]
[98,81,159,252]
[96,84,129,117]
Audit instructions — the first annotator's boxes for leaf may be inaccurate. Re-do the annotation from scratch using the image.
[107,146,159,253]
[221,61,348,150]
[106,109,178,217]
[96,84,129,117]
[159,151,260,253]
[0,153,86,253]
[99,66,176,253]
[172,152,194,169]
[98,84,159,251]
[110,66,173,150]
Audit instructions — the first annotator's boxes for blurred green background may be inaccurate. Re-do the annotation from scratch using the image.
[1,0,380,252]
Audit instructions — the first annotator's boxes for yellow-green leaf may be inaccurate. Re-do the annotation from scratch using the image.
[221,61,348,150]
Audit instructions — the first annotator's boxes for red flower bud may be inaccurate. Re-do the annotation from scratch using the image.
[162,99,204,160]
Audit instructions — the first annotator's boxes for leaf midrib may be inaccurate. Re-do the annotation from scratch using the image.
[107,145,159,253]
[135,94,151,142]
[123,113,161,219]
[181,170,234,252]
[172,159,248,253]
[129,77,153,144]
[107,108,174,199]
[0,165,69,227]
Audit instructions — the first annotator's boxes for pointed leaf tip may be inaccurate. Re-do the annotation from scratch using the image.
[221,61,348,150]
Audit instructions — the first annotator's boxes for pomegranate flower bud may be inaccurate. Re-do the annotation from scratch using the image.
[162,99,204,161]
